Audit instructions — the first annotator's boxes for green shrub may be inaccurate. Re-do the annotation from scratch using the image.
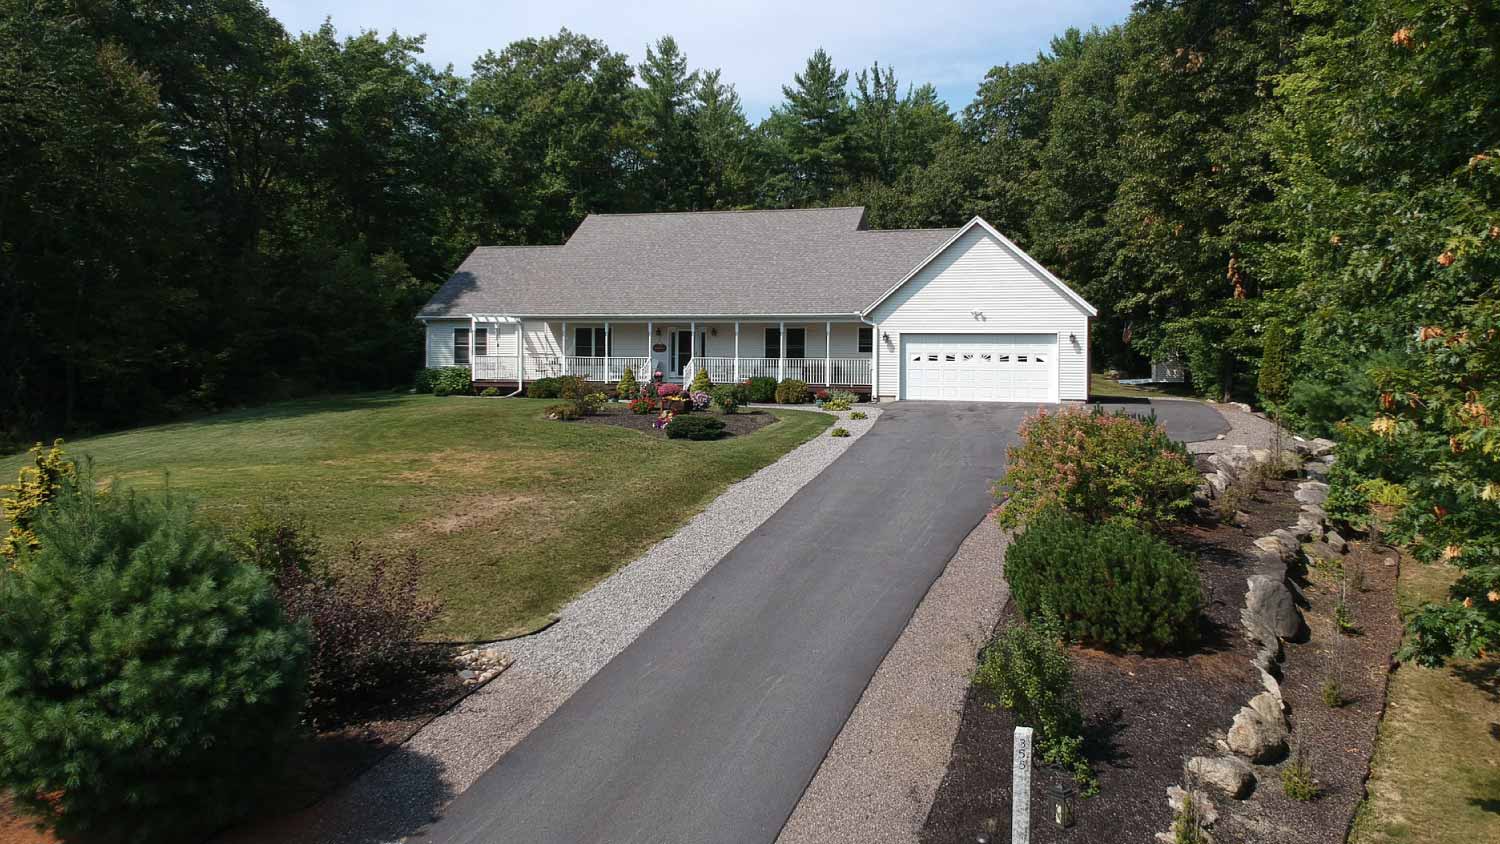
[558,375,592,400]
[617,367,639,398]
[824,389,857,411]
[1,439,74,559]
[711,384,740,413]
[689,368,714,393]
[0,475,307,841]
[995,406,1200,531]
[1004,507,1201,651]
[545,402,580,420]
[1281,747,1320,801]
[413,367,442,394]
[665,415,727,440]
[526,377,562,398]
[1257,322,1293,409]
[830,427,850,438]
[775,378,809,404]
[480,386,500,397]
[974,615,1092,788]
[746,376,778,403]
[430,367,471,397]
[1320,678,1345,708]
[850,410,868,420]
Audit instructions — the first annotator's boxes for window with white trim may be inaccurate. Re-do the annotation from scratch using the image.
[764,327,806,359]
[574,326,611,357]
[454,328,470,365]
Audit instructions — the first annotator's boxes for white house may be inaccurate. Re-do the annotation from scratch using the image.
[418,207,1097,403]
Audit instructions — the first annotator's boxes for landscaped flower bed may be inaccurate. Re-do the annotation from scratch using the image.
[581,403,776,438]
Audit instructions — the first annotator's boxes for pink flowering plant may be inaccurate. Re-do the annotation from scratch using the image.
[656,383,682,398]
[993,407,1199,531]
[689,390,711,410]
[653,410,675,430]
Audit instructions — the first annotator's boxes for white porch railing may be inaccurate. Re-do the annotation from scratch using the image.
[471,355,518,381]
[684,357,871,387]
[563,356,651,383]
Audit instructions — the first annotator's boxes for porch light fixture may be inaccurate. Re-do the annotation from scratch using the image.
[655,327,661,336]
[1069,332,1077,343]
[881,331,890,342]
[710,327,718,336]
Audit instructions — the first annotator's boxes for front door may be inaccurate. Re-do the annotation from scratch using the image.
[674,330,695,376]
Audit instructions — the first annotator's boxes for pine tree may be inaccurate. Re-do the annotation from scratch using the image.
[0,473,308,841]
[693,68,756,208]
[634,35,704,209]
[763,48,853,204]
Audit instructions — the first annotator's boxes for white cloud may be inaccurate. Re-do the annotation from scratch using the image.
[263,0,1130,117]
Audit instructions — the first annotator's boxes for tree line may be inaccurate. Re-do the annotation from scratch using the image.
[2,0,1496,447]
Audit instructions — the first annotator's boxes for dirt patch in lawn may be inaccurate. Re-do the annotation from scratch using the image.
[579,405,776,437]
[922,477,1404,844]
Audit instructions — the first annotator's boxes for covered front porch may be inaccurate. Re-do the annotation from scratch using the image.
[466,316,874,390]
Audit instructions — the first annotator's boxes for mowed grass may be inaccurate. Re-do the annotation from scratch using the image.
[1088,372,1200,400]
[1350,562,1500,843]
[0,395,832,640]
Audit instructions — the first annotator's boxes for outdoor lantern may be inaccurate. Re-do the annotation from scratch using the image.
[881,331,890,342]
[710,327,718,336]
[1052,781,1075,828]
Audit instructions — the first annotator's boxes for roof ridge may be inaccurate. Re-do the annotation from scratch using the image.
[474,244,566,250]
[581,206,866,218]
[859,226,962,234]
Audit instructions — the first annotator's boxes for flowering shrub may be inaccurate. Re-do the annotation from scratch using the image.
[824,390,857,411]
[710,385,742,413]
[774,378,809,404]
[815,389,831,401]
[994,407,1199,531]
[653,410,675,430]
[689,390,711,410]
[657,383,682,398]
[629,397,657,415]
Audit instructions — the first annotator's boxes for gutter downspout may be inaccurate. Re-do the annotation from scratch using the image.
[860,314,879,402]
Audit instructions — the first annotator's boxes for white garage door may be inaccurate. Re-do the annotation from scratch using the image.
[901,334,1057,403]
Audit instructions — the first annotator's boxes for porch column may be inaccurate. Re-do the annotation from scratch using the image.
[733,321,740,382]
[646,321,653,381]
[825,321,832,387]
[871,323,879,400]
[778,320,786,381]
[468,315,476,376]
[604,321,611,381]
[516,321,524,389]
[561,320,568,375]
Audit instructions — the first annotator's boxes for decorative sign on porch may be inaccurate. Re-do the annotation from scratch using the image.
[652,343,667,352]
[1012,726,1033,844]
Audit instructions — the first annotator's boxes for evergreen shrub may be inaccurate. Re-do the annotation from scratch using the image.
[710,385,740,413]
[526,377,562,398]
[745,377,778,403]
[430,367,471,396]
[0,476,307,841]
[664,415,726,440]
[689,368,713,393]
[1004,507,1201,651]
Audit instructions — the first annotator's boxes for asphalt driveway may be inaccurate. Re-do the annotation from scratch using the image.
[419,399,1224,844]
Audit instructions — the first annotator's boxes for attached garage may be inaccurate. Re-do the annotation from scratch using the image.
[864,217,1097,403]
[900,333,1057,403]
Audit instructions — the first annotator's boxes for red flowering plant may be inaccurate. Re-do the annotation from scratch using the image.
[628,397,657,415]
[993,407,1200,532]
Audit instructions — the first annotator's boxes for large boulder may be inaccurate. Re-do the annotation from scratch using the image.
[1325,530,1349,554]
[1227,693,1289,763]
[1242,575,1303,640]
[1187,756,1255,799]
[1308,437,1336,458]
[1294,481,1329,505]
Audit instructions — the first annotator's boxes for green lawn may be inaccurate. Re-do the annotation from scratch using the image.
[0,395,831,640]
[1089,372,1201,400]
[1350,562,1500,844]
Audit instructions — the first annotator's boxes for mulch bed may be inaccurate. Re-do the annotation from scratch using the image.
[920,478,1366,844]
[1219,539,1401,844]
[578,404,776,437]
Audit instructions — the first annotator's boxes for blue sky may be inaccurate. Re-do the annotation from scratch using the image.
[263,0,1132,119]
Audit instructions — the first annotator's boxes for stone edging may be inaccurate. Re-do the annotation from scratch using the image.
[1157,436,1338,842]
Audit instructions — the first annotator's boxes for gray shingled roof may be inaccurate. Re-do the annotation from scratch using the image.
[418,207,958,318]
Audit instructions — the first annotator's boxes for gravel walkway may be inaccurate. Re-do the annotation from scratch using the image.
[1185,400,1284,456]
[220,406,879,844]
[776,517,1010,844]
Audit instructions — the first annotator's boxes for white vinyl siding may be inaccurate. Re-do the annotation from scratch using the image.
[424,320,466,368]
[868,226,1090,400]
